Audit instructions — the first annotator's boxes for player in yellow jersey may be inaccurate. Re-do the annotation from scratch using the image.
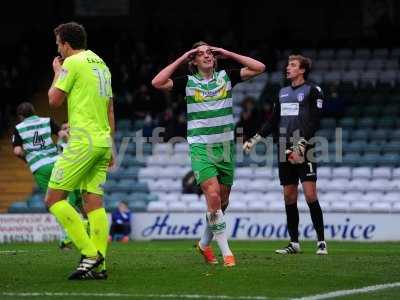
[46,22,115,280]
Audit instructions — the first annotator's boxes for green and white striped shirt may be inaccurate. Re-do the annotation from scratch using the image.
[174,69,242,144]
[13,116,59,173]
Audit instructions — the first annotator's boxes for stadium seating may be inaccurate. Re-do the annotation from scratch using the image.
[131,69,400,211]
[7,48,400,214]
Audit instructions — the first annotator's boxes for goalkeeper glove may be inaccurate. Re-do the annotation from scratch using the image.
[285,138,309,164]
[243,134,262,154]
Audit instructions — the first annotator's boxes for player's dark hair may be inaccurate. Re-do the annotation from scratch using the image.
[289,55,312,79]
[120,201,129,207]
[192,41,208,49]
[54,22,87,50]
[188,41,217,74]
[16,102,35,119]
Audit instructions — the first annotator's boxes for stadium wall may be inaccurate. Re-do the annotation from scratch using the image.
[0,212,399,243]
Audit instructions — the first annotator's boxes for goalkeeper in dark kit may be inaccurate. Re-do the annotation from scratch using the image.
[243,54,327,255]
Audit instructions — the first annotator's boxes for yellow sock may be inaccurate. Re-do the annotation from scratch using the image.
[87,208,109,259]
[50,200,97,257]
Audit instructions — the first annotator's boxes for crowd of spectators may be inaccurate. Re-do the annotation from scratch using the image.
[0,26,351,141]
[0,43,39,136]
[101,29,350,141]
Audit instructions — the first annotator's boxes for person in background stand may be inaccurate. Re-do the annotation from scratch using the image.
[109,201,132,243]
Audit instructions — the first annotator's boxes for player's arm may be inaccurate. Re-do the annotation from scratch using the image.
[108,98,116,169]
[108,98,115,139]
[243,98,280,154]
[11,129,26,162]
[303,86,324,140]
[13,146,25,162]
[258,97,281,138]
[210,47,266,81]
[48,57,67,108]
[48,86,66,108]
[151,49,198,91]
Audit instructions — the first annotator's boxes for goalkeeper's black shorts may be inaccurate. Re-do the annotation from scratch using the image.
[278,160,317,186]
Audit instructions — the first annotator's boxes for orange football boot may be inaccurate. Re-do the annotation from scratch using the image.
[196,242,218,265]
[223,255,236,267]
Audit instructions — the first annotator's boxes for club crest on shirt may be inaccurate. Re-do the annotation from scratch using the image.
[297,93,304,102]
[53,168,64,182]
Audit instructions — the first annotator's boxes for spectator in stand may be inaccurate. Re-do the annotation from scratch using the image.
[174,112,187,139]
[142,114,155,138]
[236,96,261,142]
[158,107,187,142]
[260,101,274,124]
[109,201,132,243]
[158,108,176,142]
[132,84,152,119]
[323,84,345,118]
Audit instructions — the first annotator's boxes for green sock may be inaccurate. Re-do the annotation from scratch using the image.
[50,200,97,257]
[88,208,109,270]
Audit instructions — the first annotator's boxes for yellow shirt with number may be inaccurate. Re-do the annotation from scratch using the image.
[55,50,112,148]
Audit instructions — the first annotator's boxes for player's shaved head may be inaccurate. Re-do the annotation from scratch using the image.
[16,102,35,119]
[54,22,87,50]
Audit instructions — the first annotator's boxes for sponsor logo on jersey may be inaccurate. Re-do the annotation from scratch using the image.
[281,103,299,116]
[202,89,220,97]
[194,86,227,102]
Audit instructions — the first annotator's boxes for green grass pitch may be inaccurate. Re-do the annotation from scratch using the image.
[1,241,400,300]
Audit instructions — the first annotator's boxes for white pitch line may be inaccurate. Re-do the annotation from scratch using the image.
[0,250,50,255]
[5,283,400,300]
[291,282,400,300]
[0,292,275,300]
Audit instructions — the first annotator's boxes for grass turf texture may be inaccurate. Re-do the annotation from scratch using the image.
[1,241,400,300]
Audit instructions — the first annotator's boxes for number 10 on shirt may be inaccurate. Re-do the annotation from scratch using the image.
[92,67,112,98]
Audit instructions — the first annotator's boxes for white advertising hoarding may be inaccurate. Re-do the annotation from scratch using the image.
[0,214,61,243]
[133,212,392,241]
[0,212,399,243]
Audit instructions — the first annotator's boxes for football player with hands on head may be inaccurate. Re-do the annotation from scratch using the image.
[244,55,327,255]
[152,41,265,267]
